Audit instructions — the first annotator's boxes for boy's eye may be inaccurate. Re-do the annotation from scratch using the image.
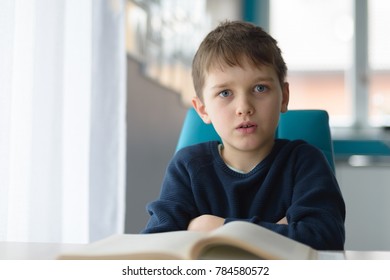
[218,90,231,98]
[254,84,267,93]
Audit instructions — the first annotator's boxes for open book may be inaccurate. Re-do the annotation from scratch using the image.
[58,221,318,260]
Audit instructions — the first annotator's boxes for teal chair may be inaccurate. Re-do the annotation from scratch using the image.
[176,108,335,172]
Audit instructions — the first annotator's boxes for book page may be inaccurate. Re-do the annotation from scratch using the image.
[58,230,206,260]
[192,221,317,260]
[58,221,318,260]
[199,244,263,260]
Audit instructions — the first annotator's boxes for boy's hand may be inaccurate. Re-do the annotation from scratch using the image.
[187,214,225,232]
[277,216,288,225]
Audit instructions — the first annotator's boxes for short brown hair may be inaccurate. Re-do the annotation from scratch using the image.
[192,21,287,98]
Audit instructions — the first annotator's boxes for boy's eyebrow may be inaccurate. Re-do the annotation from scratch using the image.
[211,76,276,89]
[253,76,276,82]
[211,83,230,90]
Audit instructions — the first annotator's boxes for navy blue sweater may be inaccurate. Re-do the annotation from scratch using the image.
[143,139,345,250]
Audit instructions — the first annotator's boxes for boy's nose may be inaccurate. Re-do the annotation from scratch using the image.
[236,98,254,116]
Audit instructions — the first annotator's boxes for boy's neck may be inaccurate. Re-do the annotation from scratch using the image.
[219,142,274,173]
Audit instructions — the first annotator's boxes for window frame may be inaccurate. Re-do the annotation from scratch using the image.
[259,0,378,130]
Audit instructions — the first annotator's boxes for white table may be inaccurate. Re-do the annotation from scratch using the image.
[1,241,390,260]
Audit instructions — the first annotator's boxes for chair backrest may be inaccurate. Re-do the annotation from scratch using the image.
[176,108,335,172]
[277,110,335,172]
[176,108,221,151]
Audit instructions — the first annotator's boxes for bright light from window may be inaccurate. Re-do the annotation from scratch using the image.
[270,0,353,71]
[368,0,390,126]
[270,0,353,126]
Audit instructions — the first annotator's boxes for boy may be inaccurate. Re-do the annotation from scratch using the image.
[142,21,345,250]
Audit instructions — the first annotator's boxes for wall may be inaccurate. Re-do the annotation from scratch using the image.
[125,57,187,233]
[336,163,390,250]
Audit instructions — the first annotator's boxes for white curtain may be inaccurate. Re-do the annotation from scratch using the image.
[0,0,126,243]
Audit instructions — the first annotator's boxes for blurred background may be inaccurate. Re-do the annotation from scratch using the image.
[125,0,390,251]
[1,0,389,251]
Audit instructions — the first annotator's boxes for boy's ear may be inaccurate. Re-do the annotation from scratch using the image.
[192,97,212,124]
[280,82,290,113]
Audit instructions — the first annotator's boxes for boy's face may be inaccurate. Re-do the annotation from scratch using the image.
[192,59,289,159]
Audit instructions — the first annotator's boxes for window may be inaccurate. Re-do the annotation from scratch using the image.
[368,0,390,126]
[271,0,390,128]
[126,0,211,105]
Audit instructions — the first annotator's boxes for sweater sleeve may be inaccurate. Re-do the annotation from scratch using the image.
[141,150,199,233]
[226,144,346,250]
[262,145,345,250]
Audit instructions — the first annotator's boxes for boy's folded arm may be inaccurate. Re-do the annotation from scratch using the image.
[142,198,198,233]
[223,209,343,251]
[142,154,200,234]
[187,215,286,233]
[222,156,345,251]
[187,214,225,232]
[251,144,346,250]
[276,216,288,224]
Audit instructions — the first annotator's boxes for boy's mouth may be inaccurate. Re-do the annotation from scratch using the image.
[237,121,257,129]
[236,122,257,133]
